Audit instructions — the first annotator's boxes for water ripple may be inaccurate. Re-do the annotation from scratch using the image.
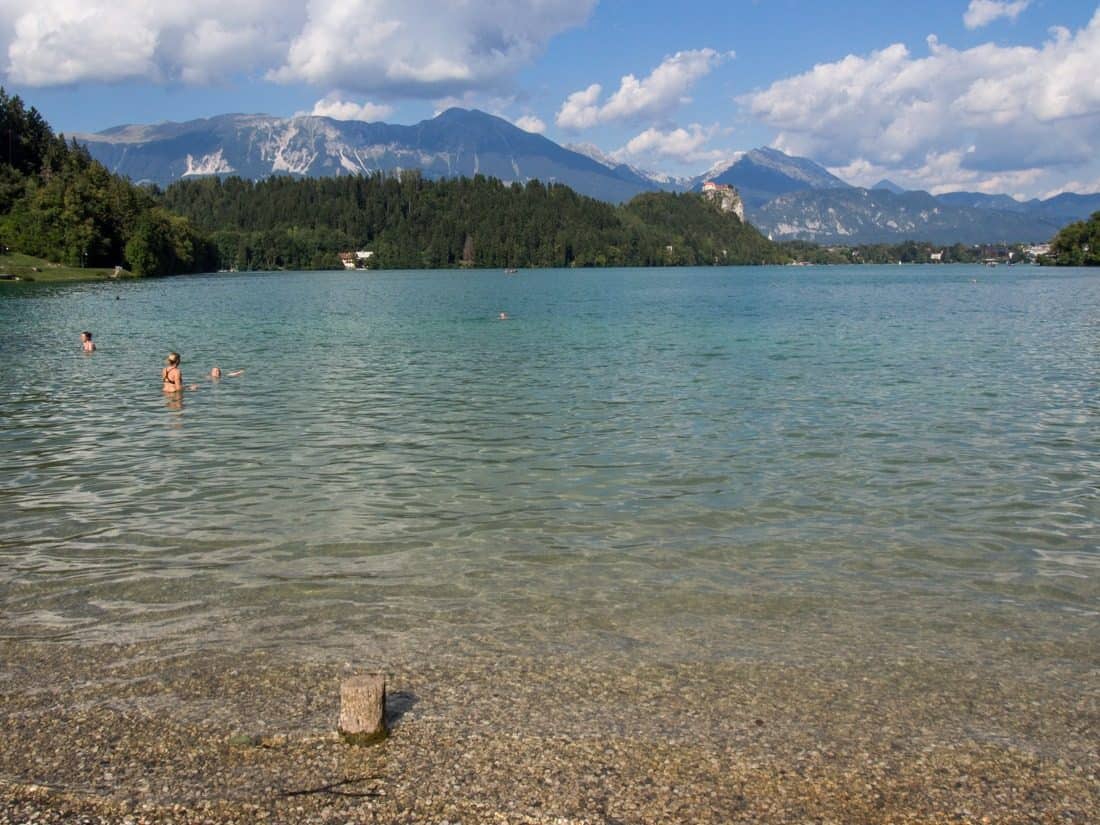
[1,266,1098,662]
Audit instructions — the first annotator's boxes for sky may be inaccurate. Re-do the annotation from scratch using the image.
[1,0,1098,199]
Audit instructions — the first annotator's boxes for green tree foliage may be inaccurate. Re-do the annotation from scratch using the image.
[1045,211,1100,266]
[124,207,216,276]
[622,192,785,266]
[778,239,1008,265]
[0,89,54,179]
[0,88,210,275]
[160,172,787,270]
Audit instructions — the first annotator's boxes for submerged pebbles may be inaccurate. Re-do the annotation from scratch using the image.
[0,639,1097,824]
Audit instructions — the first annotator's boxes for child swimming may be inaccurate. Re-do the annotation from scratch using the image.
[209,366,244,379]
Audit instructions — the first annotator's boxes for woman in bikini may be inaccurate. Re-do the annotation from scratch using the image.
[162,352,184,393]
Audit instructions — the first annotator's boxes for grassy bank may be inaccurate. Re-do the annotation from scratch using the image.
[0,252,136,284]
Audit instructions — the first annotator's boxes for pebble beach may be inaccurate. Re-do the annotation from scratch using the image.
[2,636,1096,824]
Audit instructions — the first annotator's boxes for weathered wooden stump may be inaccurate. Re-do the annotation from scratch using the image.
[339,673,388,745]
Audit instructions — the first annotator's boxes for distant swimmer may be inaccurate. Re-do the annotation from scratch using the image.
[80,331,95,353]
[209,366,244,379]
[499,311,509,320]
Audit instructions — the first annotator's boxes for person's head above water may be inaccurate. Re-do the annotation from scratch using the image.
[165,352,180,367]
[210,366,222,378]
[80,331,92,342]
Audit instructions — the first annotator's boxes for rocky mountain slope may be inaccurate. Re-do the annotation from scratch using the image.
[692,147,851,209]
[688,152,1081,243]
[565,142,691,192]
[78,108,655,204]
[752,188,1062,245]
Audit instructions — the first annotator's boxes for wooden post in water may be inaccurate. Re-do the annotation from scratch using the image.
[339,673,388,745]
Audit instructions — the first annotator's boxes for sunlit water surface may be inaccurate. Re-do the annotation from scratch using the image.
[1,266,1097,669]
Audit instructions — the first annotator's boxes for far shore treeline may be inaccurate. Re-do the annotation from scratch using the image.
[161,174,786,270]
[1,88,1096,281]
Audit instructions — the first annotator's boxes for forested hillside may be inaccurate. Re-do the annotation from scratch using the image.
[1045,211,1100,265]
[1,86,784,276]
[0,89,214,276]
[160,174,786,270]
[622,191,781,266]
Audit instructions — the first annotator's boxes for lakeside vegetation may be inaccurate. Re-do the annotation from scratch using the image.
[0,89,214,280]
[1044,211,1100,266]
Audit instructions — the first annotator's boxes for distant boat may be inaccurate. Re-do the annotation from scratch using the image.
[505,268,518,274]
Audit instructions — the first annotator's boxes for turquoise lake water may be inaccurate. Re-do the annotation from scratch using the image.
[1,266,1097,668]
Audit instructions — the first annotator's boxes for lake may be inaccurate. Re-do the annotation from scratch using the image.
[1,265,1097,669]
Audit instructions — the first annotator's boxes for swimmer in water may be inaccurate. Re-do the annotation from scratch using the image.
[163,352,183,392]
[209,366,244,379]
[499,311,509,320]
[81,331,95,353]
[162,352,199,393]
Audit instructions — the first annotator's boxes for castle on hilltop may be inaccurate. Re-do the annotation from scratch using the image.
[701,181,745,222]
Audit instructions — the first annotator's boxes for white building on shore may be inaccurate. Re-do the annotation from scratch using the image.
[339,250,374,269]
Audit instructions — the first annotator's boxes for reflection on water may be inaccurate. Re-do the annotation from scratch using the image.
[0,266,1097,668]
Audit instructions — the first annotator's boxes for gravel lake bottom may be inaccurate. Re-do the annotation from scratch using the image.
[1,637,1096,825]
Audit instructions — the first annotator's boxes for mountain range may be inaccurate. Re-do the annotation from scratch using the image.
[80,108,659,205]
[76,108,1099,245]
[755,189,1060,246]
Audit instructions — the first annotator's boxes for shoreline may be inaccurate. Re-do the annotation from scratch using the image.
[1,261,1078,287]
[2,639,1095,824]
[0,253,136,284]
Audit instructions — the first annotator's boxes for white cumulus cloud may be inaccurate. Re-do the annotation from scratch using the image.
[1041,173,1100,200]
[1,0,298,86]
[269,0,595,96]
[964,0,1030,30]
[612,123,724,166]
[556,49,727,130]
[741,11,1100,196]
[514,115,547,134]
[556,83,604,130]
[308,95,393,122]
[0,0,594,97]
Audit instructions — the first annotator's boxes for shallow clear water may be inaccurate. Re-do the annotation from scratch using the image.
[1,266,1097,667]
